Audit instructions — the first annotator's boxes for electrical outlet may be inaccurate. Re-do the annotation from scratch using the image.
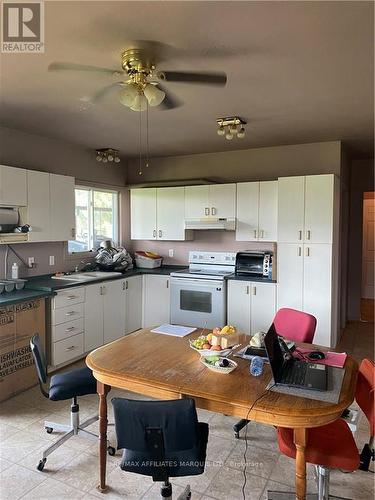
[49,256,55,266]
[28,257,35,268]
[168,249,174,258]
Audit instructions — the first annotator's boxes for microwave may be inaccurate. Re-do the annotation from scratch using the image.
[235,251,273,279]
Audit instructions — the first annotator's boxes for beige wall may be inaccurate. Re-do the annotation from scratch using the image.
[127,141,342,184]
[0,126,127,279]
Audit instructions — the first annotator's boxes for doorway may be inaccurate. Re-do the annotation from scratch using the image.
[361,192,375,321]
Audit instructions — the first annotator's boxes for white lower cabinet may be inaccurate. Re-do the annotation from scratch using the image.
[103,280,126,344]
[227,280,277,335]
[125,276,143,334]
[142,275,170,328]
[277,243,334,346]
[84,283,105,352]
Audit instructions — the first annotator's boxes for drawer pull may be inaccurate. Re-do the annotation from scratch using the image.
[65,326,75,332]
[298,230,302,240]
[65,311,77,316]
[67,295,77,300]
[246,285,250,295]
[65,345,76,351]
[253,286,257,296]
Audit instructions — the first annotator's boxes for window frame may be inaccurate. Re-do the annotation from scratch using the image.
[67,185,120,257]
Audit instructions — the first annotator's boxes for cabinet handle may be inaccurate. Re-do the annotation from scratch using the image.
[159,230,162,238]
[65,311,76,316]
[65,345,76,351]
[67,295,77,300]
[126,281,129,290]
[122,282,126,291]
[153,229,156,238]
[71,228,76,238]
[166,280,169,289]
[260,230,264,238]
[305,247,310,257]
[253,286,257,295]
[254,229,257,239]
[204,207,210,216]
[298,230,302,240]
[306,230,311,240]
[246,285,250,295]
[65,326,76,332]
[211,207,217,216]
[298,247,302,257]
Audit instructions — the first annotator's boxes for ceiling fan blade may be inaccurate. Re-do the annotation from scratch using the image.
[48,62,122,75]
[158,71,227,86]
[91,82,125,103]
[157,84,183,110]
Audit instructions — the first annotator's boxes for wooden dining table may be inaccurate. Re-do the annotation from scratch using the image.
[86,328,358,500]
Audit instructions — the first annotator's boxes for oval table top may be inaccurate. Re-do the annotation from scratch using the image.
[86,328,358,428]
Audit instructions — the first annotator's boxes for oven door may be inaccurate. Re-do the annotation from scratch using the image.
[170,277,226,329]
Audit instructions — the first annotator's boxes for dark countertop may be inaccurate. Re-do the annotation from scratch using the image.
[0,289,53,307]
[226,274,277,283]
[25,265,188,292]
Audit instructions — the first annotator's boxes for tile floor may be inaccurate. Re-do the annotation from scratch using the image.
[0,320,374,500]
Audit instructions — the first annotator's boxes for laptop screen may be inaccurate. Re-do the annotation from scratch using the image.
[264,323,285,383]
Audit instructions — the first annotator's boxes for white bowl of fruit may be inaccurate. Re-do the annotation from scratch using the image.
[189,325,239,356]
[200,355,238,374]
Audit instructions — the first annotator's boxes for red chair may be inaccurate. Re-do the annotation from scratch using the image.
[233,308,317,438]
[276,358,375,500]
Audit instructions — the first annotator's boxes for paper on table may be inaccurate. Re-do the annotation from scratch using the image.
[151,324,197,337]
[294,348,347,368]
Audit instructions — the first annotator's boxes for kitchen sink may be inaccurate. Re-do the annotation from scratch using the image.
[51,271,122,282]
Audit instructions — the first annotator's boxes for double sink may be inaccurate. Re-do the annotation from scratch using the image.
[51,271,122,283]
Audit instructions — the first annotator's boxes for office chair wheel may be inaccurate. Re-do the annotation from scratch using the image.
[45,426,53,434]
[107,446,116,456]
[37,458,46,471]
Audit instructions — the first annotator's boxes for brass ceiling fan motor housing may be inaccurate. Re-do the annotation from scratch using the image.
[121,49,155,85]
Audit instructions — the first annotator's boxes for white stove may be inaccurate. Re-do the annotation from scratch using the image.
[170,251,236,328]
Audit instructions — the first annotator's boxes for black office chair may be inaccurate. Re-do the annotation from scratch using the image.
[30,334,115,471]
[112,397,209,500]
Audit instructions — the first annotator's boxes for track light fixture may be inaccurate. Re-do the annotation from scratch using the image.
[95,148,121,164]
[216,116,247,140]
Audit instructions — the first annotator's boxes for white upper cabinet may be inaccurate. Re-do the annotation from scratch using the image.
[304,175,334,244]
[0,165,27,206]
[278,174,335,244]
[278,176,305,243]
[49,174,75,242]
[236,181,277,241]
[185,184,236,219]
[185,185,210,219]
[27,170,51,242]
[209,184,236,218]
[157,187,186,240]
[131,187,191,241]
[131,188,157,240]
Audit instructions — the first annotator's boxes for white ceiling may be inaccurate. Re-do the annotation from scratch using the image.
[1,1,374,158]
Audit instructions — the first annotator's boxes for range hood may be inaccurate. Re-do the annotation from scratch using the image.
[184,217,236,231]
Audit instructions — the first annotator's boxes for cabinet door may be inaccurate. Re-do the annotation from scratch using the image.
[303,244,332,346]
[130,188,157,240]
[157,187,186,240]
[0,165,27,206]
[27,170,50,242]
[103,280,126,344]
[49,174,75,241]
[185,185,209,219]
[227,280,251,334]
[250,282,277,334]
[304,175,334,244]
[142,275,170,328]
[278,176,305,243]
[125,276,143,334]
[277,243,304,311]
[209,183,236,218]
[84,283,103,352]
[236,182,259,241]
[258,181,278,242]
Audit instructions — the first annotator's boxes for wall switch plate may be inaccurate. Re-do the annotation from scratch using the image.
[168,249,174,258]
[49,256,55,266]
[28,257,35,268]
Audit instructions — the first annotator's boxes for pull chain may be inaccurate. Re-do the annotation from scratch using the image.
[146,100,149,169]
[138,99,142,175]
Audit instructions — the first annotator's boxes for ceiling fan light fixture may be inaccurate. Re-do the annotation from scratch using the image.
[119,83,139,107]
[225,130,234,140]
[237,127,246,138]
[217,116,247,141]
[130,92,148,112]
[144,83,165,107]
[217,125,225,136]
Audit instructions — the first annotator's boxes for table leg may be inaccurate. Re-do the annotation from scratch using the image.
[294,428,307,500]
[97,382,110,492]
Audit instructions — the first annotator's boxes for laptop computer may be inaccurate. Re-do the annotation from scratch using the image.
[264,323,327,391]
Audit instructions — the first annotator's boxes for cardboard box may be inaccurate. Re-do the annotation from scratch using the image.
[0,299,46,402]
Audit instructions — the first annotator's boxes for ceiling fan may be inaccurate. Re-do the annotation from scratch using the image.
[48,46,227,111]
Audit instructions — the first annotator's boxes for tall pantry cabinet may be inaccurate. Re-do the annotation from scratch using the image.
[277,174,339,347]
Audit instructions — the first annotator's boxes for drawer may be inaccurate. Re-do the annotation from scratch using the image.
[52,318,84,342]
[53,287,85,309]
[52,302,84,325]
[52,333,84,366]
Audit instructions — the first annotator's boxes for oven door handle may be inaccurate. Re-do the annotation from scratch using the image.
[170,278,224,287]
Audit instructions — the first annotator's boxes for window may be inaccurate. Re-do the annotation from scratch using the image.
[68,187,119,253]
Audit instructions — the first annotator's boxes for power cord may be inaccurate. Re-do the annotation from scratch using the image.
[241,382,276,500]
